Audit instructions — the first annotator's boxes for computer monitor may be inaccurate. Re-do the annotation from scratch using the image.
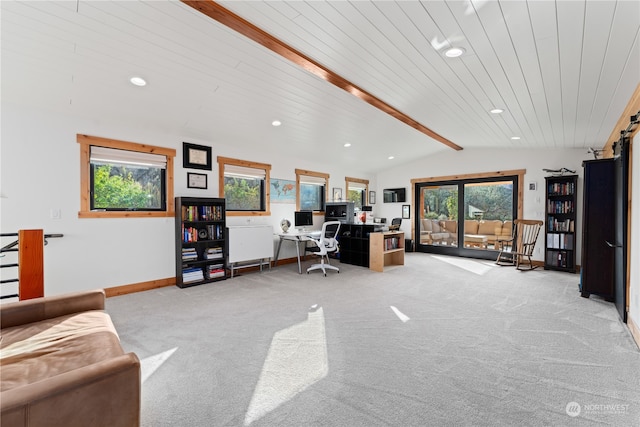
[294,210,313,230]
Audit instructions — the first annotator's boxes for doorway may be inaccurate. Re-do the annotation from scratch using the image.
[414,173,520,261]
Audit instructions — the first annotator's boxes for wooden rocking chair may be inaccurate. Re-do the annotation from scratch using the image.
[495,219,543,271]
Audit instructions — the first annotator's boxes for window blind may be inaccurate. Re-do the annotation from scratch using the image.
[300,175,327,185]
[90,146,167,168]
[348,182,367,190]
[224,164,266,179]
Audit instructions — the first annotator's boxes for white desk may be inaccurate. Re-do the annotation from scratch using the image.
[274,230,321,274]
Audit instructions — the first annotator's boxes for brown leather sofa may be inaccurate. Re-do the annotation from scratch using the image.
[0,289,140,427]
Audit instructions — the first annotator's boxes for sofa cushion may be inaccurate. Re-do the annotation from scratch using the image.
[0,311,123,391]
[421,219,432,233]
[430,232,449,240]
[477,220,502,236]
[431,220,442,233]
[464,220,479,234]
[442,220,457,234]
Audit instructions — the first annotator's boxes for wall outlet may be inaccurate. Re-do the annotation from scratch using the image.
[50,208,61,220]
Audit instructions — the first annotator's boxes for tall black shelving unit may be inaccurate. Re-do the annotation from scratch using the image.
[175,197,227,288]
[580,159,615,300]
[544,175,577,272]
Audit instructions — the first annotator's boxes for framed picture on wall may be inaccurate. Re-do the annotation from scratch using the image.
[187,172,208,189]
[402,204,410,219]
[369,191,376,204]
[332,187,343,201]
[183,142,212,170]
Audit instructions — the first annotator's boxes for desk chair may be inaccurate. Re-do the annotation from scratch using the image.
[389,217,402,231]
[306,221,341,276]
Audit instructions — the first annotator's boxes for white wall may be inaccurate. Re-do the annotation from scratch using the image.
[0,103,370,295]
[2,102,633,308]
[374,146,591,264]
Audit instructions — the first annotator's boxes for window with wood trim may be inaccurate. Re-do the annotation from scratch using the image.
[346,177,369,210]
[77,134,175,218]
[295,169,329,212]
[218,157,271,216]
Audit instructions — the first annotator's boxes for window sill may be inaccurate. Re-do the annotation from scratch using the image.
[78,211,175,219]
[226,211,270,217]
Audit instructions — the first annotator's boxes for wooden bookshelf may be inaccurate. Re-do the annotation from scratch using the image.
[369,231,405,272]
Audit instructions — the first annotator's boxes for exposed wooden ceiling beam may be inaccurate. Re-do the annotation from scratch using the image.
[181,0,463,151]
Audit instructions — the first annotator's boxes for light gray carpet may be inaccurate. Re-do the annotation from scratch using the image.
[106,253,640,426]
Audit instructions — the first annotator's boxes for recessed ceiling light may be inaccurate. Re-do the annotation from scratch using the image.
[129,76,147,87]
[388,156,395,160]
[444,47,465,58]
[344,143,351,147]
[511,136,521,140]
[271,120,281,127]
[490,108,504,114]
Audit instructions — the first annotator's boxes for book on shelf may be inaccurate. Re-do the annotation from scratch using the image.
[547,218,574,232]
[384,237,400,250]
[545,250,571,268]
[182,267,204,283]
[546,233,575,250]
[206,247,223,259]
[547,200,574,214]
[206,224,224,240]
[182,226,220,243]
[206,264,225,279]
[182,205,224,222]
[548,181,575,196]
[181,248,197,258]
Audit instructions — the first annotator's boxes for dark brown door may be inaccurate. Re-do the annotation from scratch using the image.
[613,138,629,322]
[581,159,615,300]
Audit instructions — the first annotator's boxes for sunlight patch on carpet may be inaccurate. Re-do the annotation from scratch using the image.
[432,255,496,275]
[390,305,410,323]
[141,347,177,383]
[244,307,328,425]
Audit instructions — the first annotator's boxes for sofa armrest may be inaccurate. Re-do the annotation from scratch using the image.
[1,352,140,427]
[0,289,105,329]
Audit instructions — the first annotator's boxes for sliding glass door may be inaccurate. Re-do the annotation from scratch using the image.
[415,176,517,260]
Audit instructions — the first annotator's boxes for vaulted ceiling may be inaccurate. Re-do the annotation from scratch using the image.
[2,1,639,173]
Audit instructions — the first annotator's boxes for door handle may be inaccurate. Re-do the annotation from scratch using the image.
[605,240,622,248]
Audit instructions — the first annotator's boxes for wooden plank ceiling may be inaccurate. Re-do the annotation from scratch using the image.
[1,0,639,173]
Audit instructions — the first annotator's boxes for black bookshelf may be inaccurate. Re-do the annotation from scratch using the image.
[339,224,376,267]
[175,197,227,288]
[544,175,577,272]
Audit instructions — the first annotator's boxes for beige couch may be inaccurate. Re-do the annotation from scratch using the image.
[1,289,140,427]
[464,220,512,248]
[420,219,452,245]
[420,219,512,248]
